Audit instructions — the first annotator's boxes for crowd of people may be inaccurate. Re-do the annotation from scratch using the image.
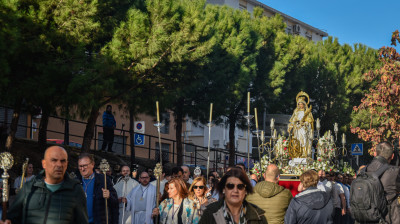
[1,141,399,224]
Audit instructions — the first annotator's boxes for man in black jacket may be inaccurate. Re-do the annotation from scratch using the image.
[284,170,333,224]
[77,153,119,224]
[364,142,400,223]
[2,146,88,224]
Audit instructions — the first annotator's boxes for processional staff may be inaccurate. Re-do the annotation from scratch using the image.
[99,159,110,224]
[121,175,129,223]
[19,158,29,189]
[244,92,254,175]
[254,108,262,161]
[153,101,165,224]
[206,103,214,181]
[1,152,14,221]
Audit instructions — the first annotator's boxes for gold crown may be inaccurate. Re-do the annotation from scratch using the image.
[296,91,310,105]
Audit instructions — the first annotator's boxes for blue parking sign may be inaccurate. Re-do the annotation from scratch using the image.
[134,133,145,146]
[351,143,363,155]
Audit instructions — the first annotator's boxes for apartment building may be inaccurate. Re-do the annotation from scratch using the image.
[207,0,328,42]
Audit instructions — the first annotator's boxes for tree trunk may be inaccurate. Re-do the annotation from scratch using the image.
[38,108,50,151]
[175,98,184,166]
[129,108,135,166]
[82,107,99,152]
[5,99,22,151]
[228,112,236,166]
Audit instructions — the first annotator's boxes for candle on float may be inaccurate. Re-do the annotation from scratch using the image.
[247,92,250,113]
[261,130,264,142]
[334,123,339,132]
[342,133,346,145]
[316,118,321,130]
[273,129,277,139]
[254,108,258,130]
[209,103,213,122]
[270,118,275,130]
[156,101,160,122]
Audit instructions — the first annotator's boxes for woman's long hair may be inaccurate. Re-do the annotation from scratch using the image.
[168,178,189,199]
[188,176,208,200]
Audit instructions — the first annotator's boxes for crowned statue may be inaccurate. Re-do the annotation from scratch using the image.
[288,91,314,158]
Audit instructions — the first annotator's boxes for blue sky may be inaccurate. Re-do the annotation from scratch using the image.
[259,0,400,50]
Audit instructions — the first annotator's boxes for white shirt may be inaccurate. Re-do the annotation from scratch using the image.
[151,179,168,194]
[332,181,344,208]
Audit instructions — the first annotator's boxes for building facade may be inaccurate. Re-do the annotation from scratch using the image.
[207,0,328,42]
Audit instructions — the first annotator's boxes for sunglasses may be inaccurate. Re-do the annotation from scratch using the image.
[193,186,205,190]
[225,183,246,191]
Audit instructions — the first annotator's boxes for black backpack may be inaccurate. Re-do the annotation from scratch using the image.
[350,163,389,223]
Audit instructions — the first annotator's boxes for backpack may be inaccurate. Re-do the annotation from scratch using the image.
[350,163,389,223]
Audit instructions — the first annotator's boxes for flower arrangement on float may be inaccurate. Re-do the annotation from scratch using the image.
[317,133,336,160]
[251,133,355,176]
[342,162,355,176]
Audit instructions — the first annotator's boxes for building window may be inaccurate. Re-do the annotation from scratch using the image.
[293,24,300,35]
[155,142,170,163]
[286,27,292,34]
[239,0,247,10]
[306,32,312,41]
[160,112,170,134]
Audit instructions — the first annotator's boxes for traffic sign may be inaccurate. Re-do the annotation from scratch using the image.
[134,133,145,146]
[134,121,145,133]
[351,143,363,155]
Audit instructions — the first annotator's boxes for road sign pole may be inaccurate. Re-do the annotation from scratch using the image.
[356,155,359,166]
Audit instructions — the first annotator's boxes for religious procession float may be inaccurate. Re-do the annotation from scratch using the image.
[251,91,355,177]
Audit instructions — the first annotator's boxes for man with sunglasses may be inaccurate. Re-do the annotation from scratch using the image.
[125,171,157,224]
[247,164,292,224]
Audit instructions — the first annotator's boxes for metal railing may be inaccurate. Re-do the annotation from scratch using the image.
[0,108,250,171]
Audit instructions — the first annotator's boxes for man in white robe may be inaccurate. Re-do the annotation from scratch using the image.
[125,171,157,224]
[114,165,139,224]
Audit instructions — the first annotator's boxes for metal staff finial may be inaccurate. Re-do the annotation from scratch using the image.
[20,158,29,189]
[99,159,110,224]
[194,166,201,177]
[1,152,14,221]
[153,163,163,224]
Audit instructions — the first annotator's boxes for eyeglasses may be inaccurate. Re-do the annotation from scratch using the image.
[79,163,91,169]
[225,183,246,191]
[193,186,205,190]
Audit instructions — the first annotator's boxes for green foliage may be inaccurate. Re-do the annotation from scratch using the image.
[351,30,400,154]
[0,0,388,158]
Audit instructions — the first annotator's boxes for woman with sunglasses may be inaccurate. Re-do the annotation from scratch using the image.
[152,178,200,224]
[189,177,217,216]
[199,168,268,224]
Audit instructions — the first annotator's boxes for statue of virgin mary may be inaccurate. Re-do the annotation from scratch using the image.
[288,91,314,158]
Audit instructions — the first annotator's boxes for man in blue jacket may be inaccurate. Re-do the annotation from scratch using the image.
[77,153,119,224]
[102,105,116,152]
